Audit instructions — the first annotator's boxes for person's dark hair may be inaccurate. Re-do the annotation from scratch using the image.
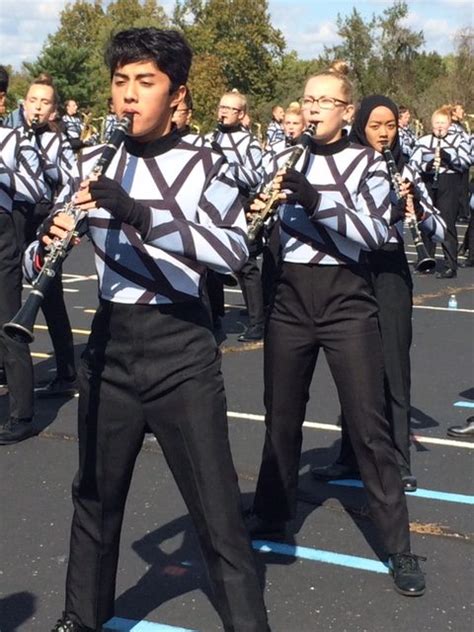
[184,89,193,111]
[105,28,192,93]
[399,105,409,115]
[0,65,9,93]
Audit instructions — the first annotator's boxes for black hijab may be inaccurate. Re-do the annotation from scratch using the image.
[348,94,405,170]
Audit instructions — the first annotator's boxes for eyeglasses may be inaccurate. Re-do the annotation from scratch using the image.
[299,96,348,110]
[218,105,241,113]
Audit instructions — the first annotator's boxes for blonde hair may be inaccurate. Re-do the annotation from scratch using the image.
[222,90,247,113]
[307,59,353,103]
[285,104,302,117]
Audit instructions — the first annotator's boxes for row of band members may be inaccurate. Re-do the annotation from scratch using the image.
[0,32,471,631]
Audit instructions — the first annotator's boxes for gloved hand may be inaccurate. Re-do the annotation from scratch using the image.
[89,176,150,238]
[280,168,319,214]
[439,148,453,166]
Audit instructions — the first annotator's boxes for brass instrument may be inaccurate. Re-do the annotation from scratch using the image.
[80,112,104,144]
[247,123,317,244]
[3,114,132,344]
[382,146,435,273]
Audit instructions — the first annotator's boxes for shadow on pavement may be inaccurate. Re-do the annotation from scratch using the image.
[0,591,36,632]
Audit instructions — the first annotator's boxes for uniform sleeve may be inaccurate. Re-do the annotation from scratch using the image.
[404,165,446,243]
[141,158,249,274]
[0,131,45,204]
[307,154,390,250]
[231,136,263,195]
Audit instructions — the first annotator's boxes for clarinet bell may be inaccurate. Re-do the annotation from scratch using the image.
[415,256,436,273]
[2,290,43,344]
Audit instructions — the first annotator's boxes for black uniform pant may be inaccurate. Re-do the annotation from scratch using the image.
[253,263,410,555]
[237,251,264,327]
[65,300,269,632]
[0,212,34,419]
[338,246,413,475]
[424,172,461,271]
[41,274,76,380]
[261,220,281,312]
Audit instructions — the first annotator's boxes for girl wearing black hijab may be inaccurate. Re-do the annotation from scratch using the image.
[312,95,445,492]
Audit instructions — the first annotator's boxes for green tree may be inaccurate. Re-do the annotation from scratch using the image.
[173,0,285,101]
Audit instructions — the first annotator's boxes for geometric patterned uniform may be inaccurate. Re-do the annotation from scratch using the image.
[338,162,447,477]
[0,127,44,422]
[253,134,414,556]
[266,119,285,146]
[61,113,83,142]
[26,129,270,631]
[206,125,265,330]
[20,126,78,382]
[410,131,471,270]
[399,125,417,161]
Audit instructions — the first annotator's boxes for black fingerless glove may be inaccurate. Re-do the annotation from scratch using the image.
[439,149,453,168]
[281,168,320,214]
[89,176,150,239]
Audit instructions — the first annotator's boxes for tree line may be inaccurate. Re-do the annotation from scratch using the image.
[5,0,473,133]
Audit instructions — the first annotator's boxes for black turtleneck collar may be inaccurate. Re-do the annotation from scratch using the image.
[308,131,349,155]
[125,127,181,158]
[217,122,241,134]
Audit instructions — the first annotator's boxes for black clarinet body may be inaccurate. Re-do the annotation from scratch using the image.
[3,115,132,344]
[247,123,316,243]
[382,146,435,273]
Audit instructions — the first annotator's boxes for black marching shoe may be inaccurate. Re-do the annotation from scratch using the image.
[0,417,36,445]
[35,375,78,399]
[447,416,474,440]
[311,462,360,481]
[435,268,457,279]
[402,474,418,493]
[51,613,94,632]
[389,553,426,597]
[244,511,287,541]
[237,323,264,342]
[0,367,6,388]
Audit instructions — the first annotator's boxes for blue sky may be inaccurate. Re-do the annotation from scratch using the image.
[0,0,472,70]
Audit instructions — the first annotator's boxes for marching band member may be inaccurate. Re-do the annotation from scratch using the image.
[208,91,265,341]
[312,95,446,493]
[0,111,45,445]
[265,104,285,146]
[398,106,417,161]
[25,27,269,632]
[410,106,470,278]
[247,67,426,597]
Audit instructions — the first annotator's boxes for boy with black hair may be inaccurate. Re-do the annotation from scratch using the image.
[29,27,269,632]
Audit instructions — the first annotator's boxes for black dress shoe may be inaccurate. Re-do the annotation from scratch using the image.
[389,553,426,596]
[237,324,264,342]
[0,367,6,388]
[51,613,94,631]
[244,511,286,541]
[435,268,457,279]
[447,417,474,439]
[35,376,78,399]
[0,417,37,445]
[402,475,418,493]
[311,462,360,481]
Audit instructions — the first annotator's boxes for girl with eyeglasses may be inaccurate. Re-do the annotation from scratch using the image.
[247,63,427,597]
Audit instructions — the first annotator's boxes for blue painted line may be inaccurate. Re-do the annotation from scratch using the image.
[104,618,197,632]
[328,479,474,505]
[454,401,474,409]
[252,540,388,574]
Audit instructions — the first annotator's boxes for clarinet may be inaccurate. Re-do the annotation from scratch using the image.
[26,114,41,140]
[3,114,132,344]
[247,123,317,243]
[382,146,435,273]
[432,134,442,191]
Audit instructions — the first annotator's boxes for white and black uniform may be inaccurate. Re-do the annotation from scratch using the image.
[399,125,417,161]
[266,119,285,146]
[253,134,414,556]
[0,128,44,423]
[18,124,77,383]
[103,113,119,143]
[410,130,470,270]
[25,128,269,632]
[207,123,265,333]
[450,121,472,221]
[338,161,446,477]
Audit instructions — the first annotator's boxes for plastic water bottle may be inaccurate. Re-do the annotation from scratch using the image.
[448,294,458,310]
